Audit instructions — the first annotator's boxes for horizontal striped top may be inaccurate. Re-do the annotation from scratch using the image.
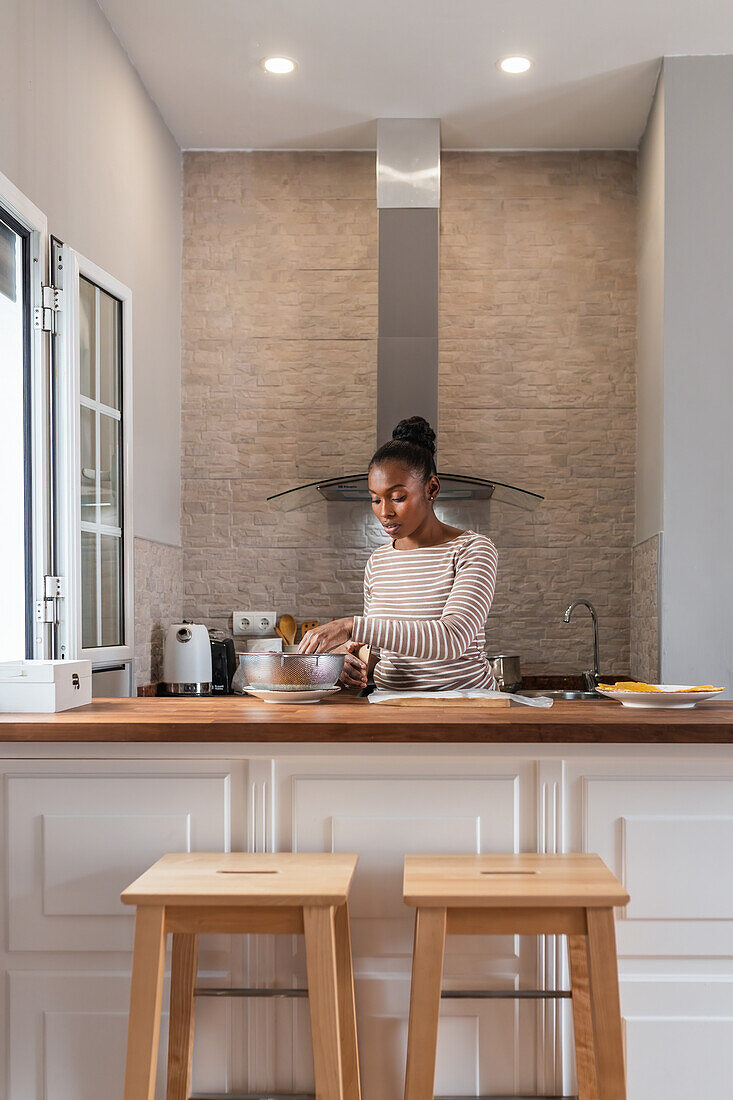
[352,530,498,691]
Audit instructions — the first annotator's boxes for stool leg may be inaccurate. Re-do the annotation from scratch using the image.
[404,907,446,1100]
[124,905,167,1100]
[586,908,626,1100]
[568,934,599,1100]
[167,932,199,1100]
[334,902,361,1100]
[305,904,344,1100]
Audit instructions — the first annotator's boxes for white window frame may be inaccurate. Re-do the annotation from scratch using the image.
[55,246,134,665]
[0,170,52,660]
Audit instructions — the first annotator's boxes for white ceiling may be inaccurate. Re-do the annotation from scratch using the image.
[96,0,733,149]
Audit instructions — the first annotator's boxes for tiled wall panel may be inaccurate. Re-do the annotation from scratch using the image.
[630,533,660,681]
[180,151,637,675]
[133,537,183,687]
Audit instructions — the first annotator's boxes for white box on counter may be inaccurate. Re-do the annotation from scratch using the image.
[0,660,92,712]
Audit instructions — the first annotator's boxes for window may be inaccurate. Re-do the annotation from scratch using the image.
[54,244,134,666]
[0,212,31,658]
[79,276,124,648]
[0,172,51,662]
[0,173,134,685]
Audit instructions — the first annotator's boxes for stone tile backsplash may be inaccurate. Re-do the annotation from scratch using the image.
[630,534,660,683]
[177,149,638,677]
[134,538,183,687]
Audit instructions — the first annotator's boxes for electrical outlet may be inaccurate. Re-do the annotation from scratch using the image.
[233,611,276,637]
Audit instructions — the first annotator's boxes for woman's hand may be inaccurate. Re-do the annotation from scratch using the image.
[298,616,354,655]
[338,640,369,692]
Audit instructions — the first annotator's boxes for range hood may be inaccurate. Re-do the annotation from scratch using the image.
[267,119,543,514]
[268,473,543,511]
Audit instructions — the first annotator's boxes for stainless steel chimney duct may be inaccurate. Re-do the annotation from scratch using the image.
[266,122,544,513]
[376,119,440,446]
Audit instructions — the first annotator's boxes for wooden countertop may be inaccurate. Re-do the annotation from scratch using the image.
[0,694,732,743]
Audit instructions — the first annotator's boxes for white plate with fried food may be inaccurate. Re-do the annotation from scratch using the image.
[595,682,725,708]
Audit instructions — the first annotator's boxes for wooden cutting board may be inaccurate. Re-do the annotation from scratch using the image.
[370,695,512,708]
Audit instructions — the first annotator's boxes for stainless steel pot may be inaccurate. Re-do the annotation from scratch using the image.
[487,654,522,693]
[235,652,345,692]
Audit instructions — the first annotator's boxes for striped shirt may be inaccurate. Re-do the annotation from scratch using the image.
[352,530,498,691]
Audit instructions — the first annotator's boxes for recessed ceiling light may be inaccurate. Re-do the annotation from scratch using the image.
[498,56,532,74]
[262,56,297,74]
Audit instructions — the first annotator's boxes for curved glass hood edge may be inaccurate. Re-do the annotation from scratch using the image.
[267,473,544,512]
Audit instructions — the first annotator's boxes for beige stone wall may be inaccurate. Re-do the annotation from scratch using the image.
[630,534,660,682]
[181,151,380,636]
[181,150,637,676]
[440,152,637,674]
[134,538,183,687]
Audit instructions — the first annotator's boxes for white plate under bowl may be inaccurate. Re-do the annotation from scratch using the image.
[595,685,724,709]
[245,687,341,705]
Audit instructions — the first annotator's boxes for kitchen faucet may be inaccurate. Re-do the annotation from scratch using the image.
[563,599,600,693]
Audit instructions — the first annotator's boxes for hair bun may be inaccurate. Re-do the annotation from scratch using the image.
[392,416,436,457]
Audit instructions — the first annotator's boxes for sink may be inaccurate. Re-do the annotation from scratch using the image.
[517,689,601,701]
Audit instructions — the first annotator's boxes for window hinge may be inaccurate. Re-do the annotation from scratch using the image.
[36,576,64,625]
[44,575,64,599]
[33,284,62,333]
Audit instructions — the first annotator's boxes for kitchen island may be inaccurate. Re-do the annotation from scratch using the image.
[1,692,733,742]
[1,696,732,1100]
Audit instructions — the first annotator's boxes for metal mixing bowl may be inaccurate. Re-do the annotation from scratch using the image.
[237,652,345,691]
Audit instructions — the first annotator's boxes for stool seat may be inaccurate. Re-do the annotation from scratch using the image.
[122,851,357,907]
[404,853,629,908]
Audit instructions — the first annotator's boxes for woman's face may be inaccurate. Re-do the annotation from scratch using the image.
[368,460,439,540]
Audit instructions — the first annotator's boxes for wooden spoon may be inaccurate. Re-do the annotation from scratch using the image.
[278,614,297,646]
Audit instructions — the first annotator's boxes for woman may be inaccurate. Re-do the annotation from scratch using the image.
[298,416,499,693]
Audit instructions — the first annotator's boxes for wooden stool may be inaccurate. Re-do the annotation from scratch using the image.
[121,852,361,1100]
[403,854,630,1100]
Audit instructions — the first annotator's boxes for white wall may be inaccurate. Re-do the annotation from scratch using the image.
[658,56,733,689]
[636,71,665,544]
[0,0,181,545]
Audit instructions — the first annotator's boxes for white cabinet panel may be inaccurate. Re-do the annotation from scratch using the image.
[8,970,231,1100]
[43,813,191,916]
[580,773,733,957]
[290,772,522,961]
[345,977,408,1100]
[290,773,520,925]
[623,815,733,919]
[621,978,733,1100]
[434,1014,479,1096]
[8,771,231,950]
[626,1018,733,1099]
[45,1010,132,1100]
[332,814,479,919]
